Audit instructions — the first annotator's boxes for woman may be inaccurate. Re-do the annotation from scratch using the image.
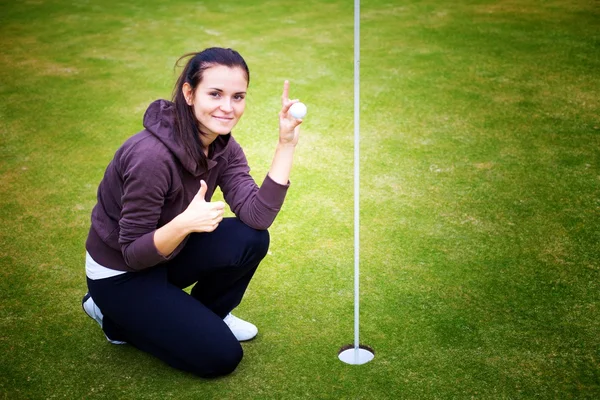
[82,47,302,378]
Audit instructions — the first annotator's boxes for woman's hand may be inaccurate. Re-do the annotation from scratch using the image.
[178,180,225,233]
[154,180,224,257]
[278,80,302,146]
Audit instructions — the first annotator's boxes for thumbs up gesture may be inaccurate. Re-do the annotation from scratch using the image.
[180,180,226,233]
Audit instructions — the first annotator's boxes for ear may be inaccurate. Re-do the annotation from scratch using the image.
[182,83,194,105]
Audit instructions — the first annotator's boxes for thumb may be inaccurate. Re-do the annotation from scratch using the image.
[196,180,207,202]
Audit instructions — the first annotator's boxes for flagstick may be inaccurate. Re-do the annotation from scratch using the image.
[352,0,361,364]
[338,0,375,366]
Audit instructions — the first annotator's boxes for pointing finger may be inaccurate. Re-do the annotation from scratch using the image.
[281,80,290,104]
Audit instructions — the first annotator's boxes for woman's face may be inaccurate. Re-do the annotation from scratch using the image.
[184,65,248,144]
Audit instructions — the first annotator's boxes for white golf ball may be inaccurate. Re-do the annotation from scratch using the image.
[289,102,307,119]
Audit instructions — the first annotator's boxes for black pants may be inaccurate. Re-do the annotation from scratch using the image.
[86,218,270,378]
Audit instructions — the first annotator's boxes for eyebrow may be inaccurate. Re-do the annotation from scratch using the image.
[209,88,247,94]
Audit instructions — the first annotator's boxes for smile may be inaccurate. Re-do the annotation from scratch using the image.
[213,116,233,121]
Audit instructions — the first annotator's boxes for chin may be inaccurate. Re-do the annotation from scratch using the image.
[212,126,233,135]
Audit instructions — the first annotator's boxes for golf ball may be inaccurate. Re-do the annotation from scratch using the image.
[289,102,307,119]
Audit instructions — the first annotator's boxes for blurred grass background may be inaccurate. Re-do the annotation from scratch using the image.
[1,0,599,398]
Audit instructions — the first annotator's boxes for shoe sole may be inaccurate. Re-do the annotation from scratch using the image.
[81,293,126,345]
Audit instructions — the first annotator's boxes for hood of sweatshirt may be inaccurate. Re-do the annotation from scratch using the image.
[142,99,231,177]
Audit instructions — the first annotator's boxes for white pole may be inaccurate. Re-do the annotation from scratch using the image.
[353,0,360,363]
[338,0,373,365]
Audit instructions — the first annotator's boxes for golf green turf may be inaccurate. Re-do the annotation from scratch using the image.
[1,0,598,398]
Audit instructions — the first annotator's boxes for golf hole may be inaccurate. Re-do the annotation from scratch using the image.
[338,344,375,365]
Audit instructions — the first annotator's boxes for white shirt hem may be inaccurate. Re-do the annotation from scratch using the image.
[86,251,127,280]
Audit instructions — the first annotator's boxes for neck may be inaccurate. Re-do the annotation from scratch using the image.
[199,131,218,154]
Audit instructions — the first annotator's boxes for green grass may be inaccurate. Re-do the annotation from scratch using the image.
[1,0,599,398]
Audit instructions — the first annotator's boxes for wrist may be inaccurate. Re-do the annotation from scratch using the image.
[171,213,191,236]
[277,140,296,150]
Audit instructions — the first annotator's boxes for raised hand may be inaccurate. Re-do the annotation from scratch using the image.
[180,180,225,233]
[278,80,302,146]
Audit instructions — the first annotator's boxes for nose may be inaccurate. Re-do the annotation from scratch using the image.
[220,98,233,113]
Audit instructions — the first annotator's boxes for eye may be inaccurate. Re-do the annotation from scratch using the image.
[234,94,245,101]
[209,92,221,98]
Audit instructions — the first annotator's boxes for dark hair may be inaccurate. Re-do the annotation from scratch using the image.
[172,47,250,170]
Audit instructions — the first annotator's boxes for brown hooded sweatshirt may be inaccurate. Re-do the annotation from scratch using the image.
[85,99,289,272]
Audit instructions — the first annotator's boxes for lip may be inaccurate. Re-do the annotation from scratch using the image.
[212,116,234,121]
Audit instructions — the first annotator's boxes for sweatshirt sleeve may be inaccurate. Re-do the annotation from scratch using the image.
[117,146,175,270]
[219,141,289,230]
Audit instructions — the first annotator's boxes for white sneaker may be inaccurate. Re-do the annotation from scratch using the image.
[223,313,258,341]
[81,293,126,345]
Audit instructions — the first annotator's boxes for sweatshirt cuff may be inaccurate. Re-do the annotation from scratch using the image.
[123,230,176,270]
[258,174,290,208]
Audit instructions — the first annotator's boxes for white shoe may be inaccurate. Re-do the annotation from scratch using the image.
[81,293,126,345]
[223,313,258,341]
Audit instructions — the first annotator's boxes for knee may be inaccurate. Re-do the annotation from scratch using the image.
[251,229,270,260]
[240,224,270,262]
[190,344,243,378]
[208,345,243,378]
